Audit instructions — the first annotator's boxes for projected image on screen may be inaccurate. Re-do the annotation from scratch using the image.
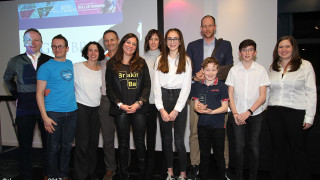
[17,0,145,64]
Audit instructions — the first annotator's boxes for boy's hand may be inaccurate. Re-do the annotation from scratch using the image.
[197,102,207,110]
[44,89,51,96]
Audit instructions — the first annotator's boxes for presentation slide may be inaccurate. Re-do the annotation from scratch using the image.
[0,0,157,96]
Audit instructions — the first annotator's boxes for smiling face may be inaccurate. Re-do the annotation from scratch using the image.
[202,62,218,82]
[239,45,257,62]
[166,30,180,52]
[104,32,119,53]
[278,39,293,61]
[149,33,160,51]
[24,31,43,55]
[122,37,137,57]
[52,38,69,60]
[87,44,99,62]
[201,16,216,39]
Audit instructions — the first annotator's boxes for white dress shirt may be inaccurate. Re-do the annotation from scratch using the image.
[268,59,317,124]
[153,55,192,112]
[225,61,270,115]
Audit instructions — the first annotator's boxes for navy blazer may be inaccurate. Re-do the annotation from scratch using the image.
[187,38,233,76]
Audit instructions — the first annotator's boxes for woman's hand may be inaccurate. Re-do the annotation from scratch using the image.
[120,104,132,113]
[43,116,57,133]
[303,123,312,130]
[168,110,179,121]
[127,102,141,113]
[160,109,170,122]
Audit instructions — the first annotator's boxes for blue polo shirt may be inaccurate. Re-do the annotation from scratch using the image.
[191,78,228,128]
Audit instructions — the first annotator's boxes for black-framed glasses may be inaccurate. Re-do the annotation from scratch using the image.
[166,38,180,43]
[51,45,66,50]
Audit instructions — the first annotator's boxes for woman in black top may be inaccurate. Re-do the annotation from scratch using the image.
[105,33,151,180]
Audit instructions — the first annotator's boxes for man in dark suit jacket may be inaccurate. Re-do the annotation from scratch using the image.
[3,28,52,180]
[186,15,233,179]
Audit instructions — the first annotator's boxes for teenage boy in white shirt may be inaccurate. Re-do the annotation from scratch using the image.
[225,39,270,180]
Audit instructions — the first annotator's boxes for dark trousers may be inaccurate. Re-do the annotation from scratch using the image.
[74,103,100,180]
[146,104,159,175]
[46,110,77,178]
[15,114,47,180]
[99,95,116,172]
[267,106,310,180]
[230,113,263,180]
[159,88,187,172]
[114,113,147,177]
[198,126,226,180]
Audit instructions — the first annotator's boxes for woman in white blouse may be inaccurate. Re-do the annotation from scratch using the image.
[153,28,192,180]
[73,41,105,180]
[267,36,317,180]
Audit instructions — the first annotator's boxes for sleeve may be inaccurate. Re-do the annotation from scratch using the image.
[105,60,121,104]
[220,83,229,101]
[186,43,196,77]
[304,62,317,124]
[259,67,271,87]
[190,83,198,100]
[223,41,234,66]
[225,66,235,86]
[3,58,18,98]
[138,60,151,103]
[153,57,164,110]
[174,57,192,112]
[37,64,50,81]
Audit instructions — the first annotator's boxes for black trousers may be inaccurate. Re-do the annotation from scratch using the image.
[267,106,310,180]
[198,126,225,180]
[74,103,100,180]
[146,104,159,175]
[15,114,47,180]
[114,113,147,176]
[159,88,187,172]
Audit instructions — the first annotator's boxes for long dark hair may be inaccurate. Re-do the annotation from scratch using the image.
[271,36,301,72]
[113,33,144,73]
[144,29,165,53]
[157,28,188,74]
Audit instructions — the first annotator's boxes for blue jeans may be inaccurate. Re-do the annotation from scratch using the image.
[230,113,263,180]
[46,110,77,178]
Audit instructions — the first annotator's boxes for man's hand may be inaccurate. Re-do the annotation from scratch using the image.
[194,70,205,82]
[43,116,57,133]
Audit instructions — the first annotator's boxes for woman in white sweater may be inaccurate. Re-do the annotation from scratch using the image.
[142,29,165,179]
[73,41,105,180]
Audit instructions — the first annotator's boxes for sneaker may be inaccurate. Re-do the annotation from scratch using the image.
[177,175,186,180]
[166,172,175,180]
[103,170,114,180]
[186,165,199,179]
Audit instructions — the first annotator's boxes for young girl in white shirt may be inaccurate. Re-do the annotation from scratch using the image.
[153,28,192,180]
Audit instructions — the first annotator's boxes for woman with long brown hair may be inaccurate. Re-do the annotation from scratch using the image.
[267,36,317,180]
[105,33,151,180]
[153,28,192,180]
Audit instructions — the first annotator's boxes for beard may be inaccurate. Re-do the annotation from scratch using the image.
[203,32,214,39]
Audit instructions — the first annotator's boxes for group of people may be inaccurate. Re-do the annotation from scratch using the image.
[3,14,317,180]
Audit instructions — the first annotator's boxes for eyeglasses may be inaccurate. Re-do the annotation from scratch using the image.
[51,45,66,50]
[166,38,180,43]
[240,48,255,53]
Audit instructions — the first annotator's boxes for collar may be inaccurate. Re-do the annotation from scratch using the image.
[201,77,218,86]
[203,38,215,46]
[237,61,257,71]
[26,52,41,60]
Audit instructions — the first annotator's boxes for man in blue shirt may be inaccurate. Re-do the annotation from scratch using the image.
[36,34,77,179]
